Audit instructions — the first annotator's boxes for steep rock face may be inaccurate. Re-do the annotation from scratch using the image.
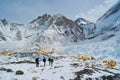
[10,23,25,41]
[0,14,85,51]
[0,20,26,41]
[30,14,52,31]
[0,19,8,25]
[82,22,96,39]
[0,19,7,41]
[75,18,96,39]
[0,31,6,41]
[30,14,85,47]
[75,18,89,25]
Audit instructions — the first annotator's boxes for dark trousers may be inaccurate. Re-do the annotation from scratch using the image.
[51,62,53,67]
[44,62,46,67]
[36,63,39,67]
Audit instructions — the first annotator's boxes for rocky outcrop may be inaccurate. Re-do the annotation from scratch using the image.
[0,19,8,25]
[29,14,85,48]
[0,31,6,41]
[75,18,96,39]
[0,67,13,72]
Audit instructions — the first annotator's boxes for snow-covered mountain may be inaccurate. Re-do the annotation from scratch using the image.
[29,14,85,45]
[1,1,120,80]
[0,14,86,52]
[0,0,120,52]
[75,18,96,39]
[75,18,89,25]
[95,0,120,35]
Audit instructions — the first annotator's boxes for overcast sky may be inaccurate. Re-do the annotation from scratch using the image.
[0,0,118,23]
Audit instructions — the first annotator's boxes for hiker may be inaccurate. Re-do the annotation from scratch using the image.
[50,58,54,67]
[35,57,39,67]
[48,57,54,67]
[48,57,51,65]
[43,57,46,67]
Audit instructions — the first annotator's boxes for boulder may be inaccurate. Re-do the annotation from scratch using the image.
[15,70,24,75]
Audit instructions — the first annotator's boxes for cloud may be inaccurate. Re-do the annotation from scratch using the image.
[75,0,118,22]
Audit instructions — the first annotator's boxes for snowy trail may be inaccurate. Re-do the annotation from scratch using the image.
[0,55,120,80]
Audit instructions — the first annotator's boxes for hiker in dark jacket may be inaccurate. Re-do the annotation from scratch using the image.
[43,57,46,67]
[35,57,39,67]
[48,57,54,67]
[48,57,51,65]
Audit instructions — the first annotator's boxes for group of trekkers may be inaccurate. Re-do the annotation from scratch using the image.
[35,57,54,67]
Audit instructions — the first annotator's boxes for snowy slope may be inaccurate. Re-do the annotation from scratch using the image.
[0,53,120,80]
[0,1,120,79]
[60,31,120,60]
[95,0,120,35]
[0,0,119,52]
[0,14,85,52]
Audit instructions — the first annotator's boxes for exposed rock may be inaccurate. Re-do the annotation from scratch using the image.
[10,60,35,64]
[101,34,115,40]
[70,63,79,68]
[54,66,63,69]
[32,77,39,80]
[7,69,13,72]
[74,69,94,80]
[16,30,22,40]
[101,76,107,80]
[75,69,94,75]
[60,76,65,80]
[10,23,24,27]
[75,18,89,25]
[0,67,13,72]
[15,70,24,75]
[86,78,92,80]
[0,19,8,25]
[0,31,6,41]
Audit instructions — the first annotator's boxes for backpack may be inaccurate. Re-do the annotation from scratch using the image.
[48,58,51,61]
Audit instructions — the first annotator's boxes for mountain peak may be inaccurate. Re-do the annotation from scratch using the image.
[53,14,64,18]
[75,18,90,25]
[30,14,51,23]
[0,19,8,25]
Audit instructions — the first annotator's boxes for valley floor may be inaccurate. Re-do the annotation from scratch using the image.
[0,54,120,80]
